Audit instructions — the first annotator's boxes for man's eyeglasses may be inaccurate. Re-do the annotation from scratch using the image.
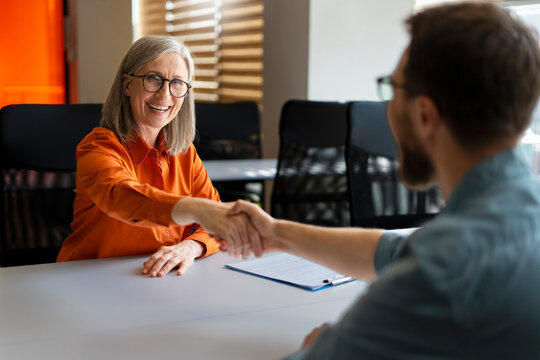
[128,73,191,98]
[376,76,411,101]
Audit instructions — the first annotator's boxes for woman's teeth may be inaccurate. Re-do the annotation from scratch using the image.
[148,103,170,112]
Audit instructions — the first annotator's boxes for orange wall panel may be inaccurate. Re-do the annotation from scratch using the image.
[0,0,65,107]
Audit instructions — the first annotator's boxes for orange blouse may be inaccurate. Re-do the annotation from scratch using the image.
[57,127,220,262]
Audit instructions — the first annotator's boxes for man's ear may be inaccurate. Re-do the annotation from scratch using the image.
[122,74,131,97]
[412,95,441,143]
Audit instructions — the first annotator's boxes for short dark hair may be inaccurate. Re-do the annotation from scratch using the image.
[404,2,540,149]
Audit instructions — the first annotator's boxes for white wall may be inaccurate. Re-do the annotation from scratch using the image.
[308,0,414,101]
[74,0,132,103]
[262,0,414,158]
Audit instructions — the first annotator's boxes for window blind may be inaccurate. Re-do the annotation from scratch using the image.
[136,0,264,104]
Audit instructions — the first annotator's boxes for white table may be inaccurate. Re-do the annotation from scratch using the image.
[0,252,368,359]
[203,159,277,182]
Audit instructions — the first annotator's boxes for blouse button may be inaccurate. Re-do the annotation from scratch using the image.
[166,229,171,234]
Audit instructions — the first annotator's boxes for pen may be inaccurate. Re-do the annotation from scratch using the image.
[323,276,353,286]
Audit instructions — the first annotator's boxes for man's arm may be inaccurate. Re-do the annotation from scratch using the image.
[228,200,384,281]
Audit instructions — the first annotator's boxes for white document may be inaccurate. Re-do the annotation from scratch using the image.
[225,252,355,291]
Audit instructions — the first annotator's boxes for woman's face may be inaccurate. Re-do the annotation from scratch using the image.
[124,52,188,142]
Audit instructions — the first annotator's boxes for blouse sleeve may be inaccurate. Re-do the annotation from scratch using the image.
[76,130,182,228]
[184,146,221,256]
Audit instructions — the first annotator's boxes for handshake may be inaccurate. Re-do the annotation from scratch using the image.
[171,197,284,259]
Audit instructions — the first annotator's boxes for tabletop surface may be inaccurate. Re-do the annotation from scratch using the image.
[203,158,277,181]
[0,251,368,360]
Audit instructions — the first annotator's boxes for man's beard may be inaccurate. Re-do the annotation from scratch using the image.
[395,109,436,189]
[399,140,435,190]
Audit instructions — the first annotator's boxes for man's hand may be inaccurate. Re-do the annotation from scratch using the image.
[142,239,203,277]
[301,323,330,349]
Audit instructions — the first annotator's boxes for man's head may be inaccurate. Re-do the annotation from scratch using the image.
[387,2,540,187]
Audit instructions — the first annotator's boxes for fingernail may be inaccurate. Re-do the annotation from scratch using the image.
[158,271,164,276]
[151,271,156,277]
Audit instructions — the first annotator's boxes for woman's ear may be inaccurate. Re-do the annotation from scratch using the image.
[122,74,131,97]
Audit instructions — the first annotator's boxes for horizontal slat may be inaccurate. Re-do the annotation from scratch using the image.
[169,0,216,11]
[220,74,262,86]
[221,61,262,71]
[194,68,219,77]
[193,80,219,89]
[168,7,215,21]
[175,32,218,42]
[221,0,261,7]
[222,3,263,19]
[221,18,263,32]
[194,92,220,102]
[193,56,219,65]
[221,47,262,58]
[221,32,263,45]
[188,44,219,53]
[168,13,216,25]
[220,87,262,100]
[167,19,218,32]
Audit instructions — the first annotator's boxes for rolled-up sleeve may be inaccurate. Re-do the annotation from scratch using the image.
[374,231,410,275]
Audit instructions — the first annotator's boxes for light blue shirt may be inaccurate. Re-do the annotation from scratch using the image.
[286,148,540,359]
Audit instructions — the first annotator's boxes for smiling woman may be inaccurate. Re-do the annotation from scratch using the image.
[56,36,260,276]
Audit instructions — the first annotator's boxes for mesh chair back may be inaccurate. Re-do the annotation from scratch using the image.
[346,101,445,229]
[271,100,349,226]
[194,101,264,204]
[0,103,102,266]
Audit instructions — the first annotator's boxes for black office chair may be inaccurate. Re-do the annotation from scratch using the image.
[194,101,264,205]
[271,100,349,227]
[345,101,445,229]
[0,103,102,266]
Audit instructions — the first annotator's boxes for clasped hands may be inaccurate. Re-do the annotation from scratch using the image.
[213,199,278,259]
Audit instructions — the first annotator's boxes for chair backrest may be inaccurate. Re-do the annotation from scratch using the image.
[271,100,349,227]
[346,101,445,229]
[194,101,264,205]
[195,101,262,160]
[0,103,102,266]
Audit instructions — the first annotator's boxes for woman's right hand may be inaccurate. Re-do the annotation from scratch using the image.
[171,197,263,259]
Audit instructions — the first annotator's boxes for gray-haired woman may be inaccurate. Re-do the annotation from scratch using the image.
[58,35,259,275]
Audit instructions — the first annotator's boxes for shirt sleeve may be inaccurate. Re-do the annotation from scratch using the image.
[76,131,183,228]
[285,258,458,360]
[184,148,221,257]
[373,230,409,275]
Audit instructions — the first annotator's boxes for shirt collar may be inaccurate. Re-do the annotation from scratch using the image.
[126,130,170,166]
[445,148,533,213]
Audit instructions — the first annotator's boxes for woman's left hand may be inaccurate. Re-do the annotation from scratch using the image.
[142,239,204,277]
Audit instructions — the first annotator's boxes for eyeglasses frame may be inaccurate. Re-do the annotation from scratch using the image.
[376,75,418,101]
[128,73,192,98]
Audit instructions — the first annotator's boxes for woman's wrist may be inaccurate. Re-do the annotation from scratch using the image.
[171,197,199,225]
[182,239,205,258]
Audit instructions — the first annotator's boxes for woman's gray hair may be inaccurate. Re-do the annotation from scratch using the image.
[101,35,195,154]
